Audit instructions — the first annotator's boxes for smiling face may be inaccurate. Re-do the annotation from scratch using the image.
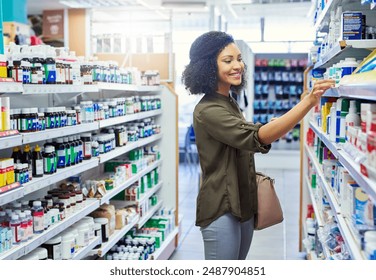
[216,43,244,96]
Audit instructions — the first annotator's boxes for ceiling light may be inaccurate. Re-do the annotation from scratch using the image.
[59,0,132,8]
[161,1,207,8]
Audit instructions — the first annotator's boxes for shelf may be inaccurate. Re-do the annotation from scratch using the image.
[23,158,99,195]
[309,121,340,159]
[0,82,24,94]
[23,84,99,95]
[99,109,162,128]
[0,183,23,206]
[0,134,22,149]
[98,133,163,163]
[23,199,100,255]
[72,236,102,260]
[313,0,335,32]
[138,181,163,206]
[314,40,375,69]
[96,83,161,92]
[305,175,324,227]
[338,83,376,101]
[100,160,162,204]
[322,87,340,98]
[137,200,163,229]
[304,144,341,214]
[336,215,365,260]
[0,198,100,259]
[150,227,179,260]
[21,122,99,144]
[338,150,376,202]
[94,214,139,257]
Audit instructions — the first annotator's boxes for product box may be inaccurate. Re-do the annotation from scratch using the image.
[341,12,364,40]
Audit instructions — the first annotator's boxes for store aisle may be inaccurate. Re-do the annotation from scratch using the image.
[170,163,306,260]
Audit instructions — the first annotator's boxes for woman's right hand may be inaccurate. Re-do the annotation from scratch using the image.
[307,79,335,106]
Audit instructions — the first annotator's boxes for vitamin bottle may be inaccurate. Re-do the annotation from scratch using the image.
[63,137,71,167]
[31,200,44,234]
[68,136,76,166]
[55,138,66,169]
[43,146,55,174]
[11,146,23,164]
[22,144,33,181]
[32,145,44,178]
[10,214,21,244]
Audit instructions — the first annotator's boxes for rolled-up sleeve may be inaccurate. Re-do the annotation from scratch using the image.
[196,103,271,153]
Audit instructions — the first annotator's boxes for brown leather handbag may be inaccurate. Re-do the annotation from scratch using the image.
[254,172,284,230]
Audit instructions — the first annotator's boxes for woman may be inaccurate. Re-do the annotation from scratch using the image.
[181,31,334,260]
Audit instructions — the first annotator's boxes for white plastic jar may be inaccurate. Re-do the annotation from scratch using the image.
[61,232,75,260]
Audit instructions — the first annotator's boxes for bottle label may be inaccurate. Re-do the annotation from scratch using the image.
[23,69,30,84]
[57,149,65,167]
[32,210,44,233]
[31,73,38,84]
[70,146,75,164]
[84,142,92,157]
[45,64,57,83]
[11,223,21,244]
[35,159,44,175]
[44,157,54,174]
[65,147,71,165]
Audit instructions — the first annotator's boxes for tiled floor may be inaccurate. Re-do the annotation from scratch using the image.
[170,162,306,260]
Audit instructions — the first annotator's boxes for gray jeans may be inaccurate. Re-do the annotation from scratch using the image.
[200,213,255,260]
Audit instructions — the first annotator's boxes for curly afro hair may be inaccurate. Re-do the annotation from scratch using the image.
[182,31,247,95]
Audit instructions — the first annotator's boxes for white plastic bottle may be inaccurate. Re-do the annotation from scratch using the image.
[341,57,359,78]
[329,102,337,142]
[345,100,360,142]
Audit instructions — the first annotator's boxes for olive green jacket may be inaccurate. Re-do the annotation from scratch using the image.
[193,92,271,227]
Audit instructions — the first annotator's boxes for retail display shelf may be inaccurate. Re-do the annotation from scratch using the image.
[94,214,140,257]
[304,144,341,214]
[338,83,376,101]
[313,0,334,32]
[314,40,374,69]
[123,181,163,208]
[322,87,340,98]
[0,199,101,259]
[0,184,24,206]
[100,159,162,204]
[0,134,22,149]
[99,109,162,128]
[335,214,365,260]
[309,121,340,158]
[96,83,161,92]
[137,200,163,229]
[98,133,163,163]
[307,250,319,260]
[23,84,99,95]
[23,158,99,195]
[150,227,179,260]
[138,181,163,205]
[23,199,100,255]
[0,243,26,260]
[99,175,140,205]
[305,175,324,227]
[337,150,376,202]
[0,82,24,93]
[21,122,99,144]
[72,236,102,260]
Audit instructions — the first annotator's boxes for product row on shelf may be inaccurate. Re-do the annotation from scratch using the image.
[1,43,160,87]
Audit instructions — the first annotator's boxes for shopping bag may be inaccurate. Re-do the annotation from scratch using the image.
[254,172,284,230]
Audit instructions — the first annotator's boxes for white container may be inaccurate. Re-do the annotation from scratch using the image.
[345,100,360,142]
[61,232,75,260]
[81,216,95,239]
[33,247,48,260]
[75,223,90,247]
[341,57,359,77]
[94,218,109,243]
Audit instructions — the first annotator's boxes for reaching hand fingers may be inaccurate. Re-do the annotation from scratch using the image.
[312,79,335,97]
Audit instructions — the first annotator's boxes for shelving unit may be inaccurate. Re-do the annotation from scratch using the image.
[0,82,178,260]
[72,235,102,260]
[301,1,376,259]
[150,227,179,260]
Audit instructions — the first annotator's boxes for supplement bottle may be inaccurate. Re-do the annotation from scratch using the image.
[55,138,66,169]
[32,144,44,178]
[43,146,55,174]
